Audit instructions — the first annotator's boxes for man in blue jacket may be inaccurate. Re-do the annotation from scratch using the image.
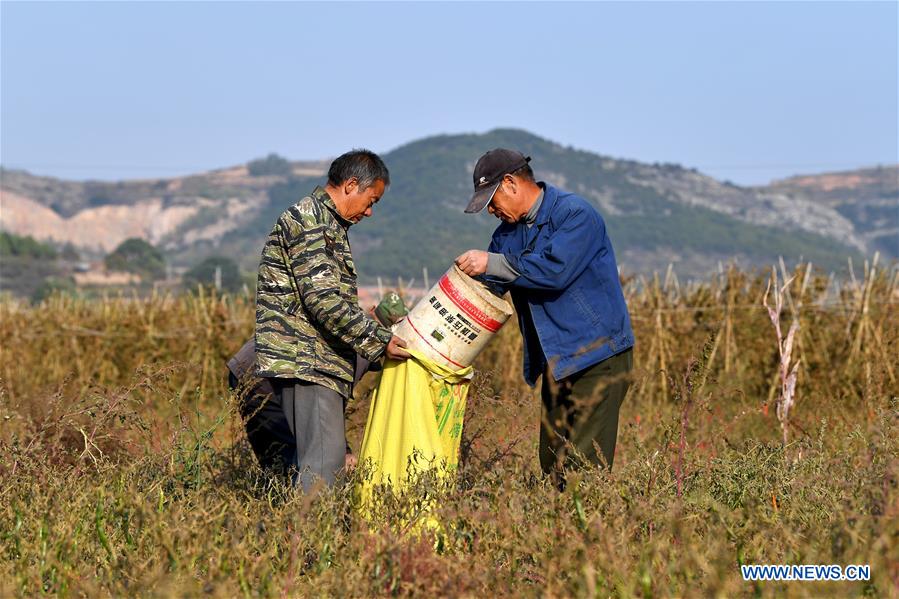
[456,149,634,486]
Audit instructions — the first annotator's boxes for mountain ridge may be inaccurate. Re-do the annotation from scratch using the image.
[1,129,894,278]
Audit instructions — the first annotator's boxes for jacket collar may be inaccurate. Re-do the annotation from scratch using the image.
[311,185,354,228]
[533,182,558,226]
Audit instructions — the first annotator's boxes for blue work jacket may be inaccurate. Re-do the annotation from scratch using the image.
[485,183,634,386]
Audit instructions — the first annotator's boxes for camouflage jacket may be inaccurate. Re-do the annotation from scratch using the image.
[255,186,393,398]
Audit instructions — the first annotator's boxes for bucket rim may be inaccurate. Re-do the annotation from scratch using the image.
[449,265,513,316]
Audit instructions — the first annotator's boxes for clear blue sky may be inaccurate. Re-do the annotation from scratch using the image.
[1,1,896,185]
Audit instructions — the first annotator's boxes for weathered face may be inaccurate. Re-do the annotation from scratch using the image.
[486,176,525,223]
[343,179,386,223]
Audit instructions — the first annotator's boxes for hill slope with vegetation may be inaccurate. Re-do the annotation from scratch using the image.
[2,129,893,283]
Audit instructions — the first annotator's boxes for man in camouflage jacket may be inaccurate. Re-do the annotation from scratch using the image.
[255,149,409,491]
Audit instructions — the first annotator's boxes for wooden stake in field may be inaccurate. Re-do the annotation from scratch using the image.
[644,272,674,402]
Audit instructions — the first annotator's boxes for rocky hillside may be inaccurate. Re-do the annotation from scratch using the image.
[0,161,327,254]
[1,129,893,280]
[763,166,898,258]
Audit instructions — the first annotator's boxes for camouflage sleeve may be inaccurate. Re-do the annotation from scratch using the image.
[280,211,392,362]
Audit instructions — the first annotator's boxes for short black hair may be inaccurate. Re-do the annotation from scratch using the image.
[510,163,535,182]
[327,149,390,190]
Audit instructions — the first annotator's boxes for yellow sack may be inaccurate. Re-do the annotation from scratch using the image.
[356,349,472,520]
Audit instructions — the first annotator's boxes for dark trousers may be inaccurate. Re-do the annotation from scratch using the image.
[229,373,295,474]
[539,348,633,487]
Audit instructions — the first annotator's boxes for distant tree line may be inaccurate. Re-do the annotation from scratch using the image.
[0,232,57,259]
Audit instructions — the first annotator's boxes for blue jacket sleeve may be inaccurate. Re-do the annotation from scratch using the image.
[504,206,603,291]
[487,233,501,254]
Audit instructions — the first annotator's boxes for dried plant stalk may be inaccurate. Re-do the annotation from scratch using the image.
[763,265,800,450]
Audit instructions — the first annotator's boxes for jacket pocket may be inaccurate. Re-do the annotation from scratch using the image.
[571,287,602,326]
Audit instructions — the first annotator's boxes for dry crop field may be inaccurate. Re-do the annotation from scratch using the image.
[1,261,897,597]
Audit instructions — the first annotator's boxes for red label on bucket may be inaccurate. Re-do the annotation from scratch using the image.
[438,275,503,333]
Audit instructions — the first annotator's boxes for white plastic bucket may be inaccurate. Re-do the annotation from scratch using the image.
[394,265,513,370]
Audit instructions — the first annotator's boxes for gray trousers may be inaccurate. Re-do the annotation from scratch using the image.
[273,379,347,492]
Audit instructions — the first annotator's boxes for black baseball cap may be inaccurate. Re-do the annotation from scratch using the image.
[465,148,532,213]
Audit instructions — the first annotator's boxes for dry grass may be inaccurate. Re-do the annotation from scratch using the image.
[1,263,897,597]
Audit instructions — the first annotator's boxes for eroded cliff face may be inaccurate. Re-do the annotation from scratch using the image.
[1,190,201,252]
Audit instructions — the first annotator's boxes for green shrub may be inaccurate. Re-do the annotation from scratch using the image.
[30,276,76,303]
[104,238,165,281]
[183,256,242,293]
